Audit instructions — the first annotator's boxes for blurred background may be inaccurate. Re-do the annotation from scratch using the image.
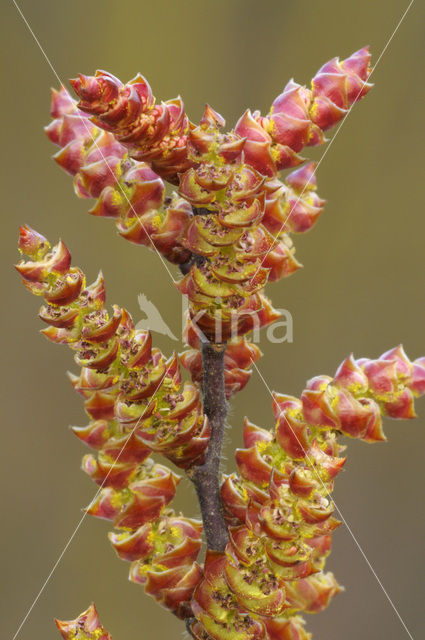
[1,1,424,639]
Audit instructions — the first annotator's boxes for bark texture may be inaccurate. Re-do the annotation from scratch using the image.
[189,341,229,551]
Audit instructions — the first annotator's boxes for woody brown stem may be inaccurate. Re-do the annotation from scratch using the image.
[189,341,229,552]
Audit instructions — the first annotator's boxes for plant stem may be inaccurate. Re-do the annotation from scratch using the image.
[189,340,229,552]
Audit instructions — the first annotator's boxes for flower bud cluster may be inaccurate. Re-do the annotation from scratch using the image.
[262,163,325,238]
[127,515,203,619]
[176,157,325,342]
[15,226,207,467]
[191,346,425,640]
[235,47,372,177]
[179,316,262,398]
[302,347,425,439]
[180,48,370,345]
[181,47,370,343]
[46,49,373,347]
[16,227,206,615]
[45,87,191,264]
[194,405,343,638]
[56,603,112,640]
[70,71,192,183]
[175,104,299,341]
[189,613,311,640]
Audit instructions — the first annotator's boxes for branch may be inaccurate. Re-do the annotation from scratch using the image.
[188,340,229,552]
[180,208,230,552]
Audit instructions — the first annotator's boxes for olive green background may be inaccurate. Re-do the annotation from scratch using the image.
[1,1,424,639]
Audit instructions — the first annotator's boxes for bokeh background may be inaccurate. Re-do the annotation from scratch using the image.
[1,1,424,639]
